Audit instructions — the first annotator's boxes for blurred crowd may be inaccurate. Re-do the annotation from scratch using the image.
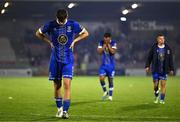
[0,20,180,75]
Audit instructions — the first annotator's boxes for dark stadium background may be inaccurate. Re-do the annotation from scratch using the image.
[1,1,180,121]
[0,0,180,77]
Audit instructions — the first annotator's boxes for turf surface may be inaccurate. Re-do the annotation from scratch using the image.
[0,76,180,121]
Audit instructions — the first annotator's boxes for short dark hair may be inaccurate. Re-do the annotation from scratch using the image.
[156,33,164,37]
[56,9,68,23]
[104,32,111,38]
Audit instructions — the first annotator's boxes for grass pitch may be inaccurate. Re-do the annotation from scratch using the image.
[0,76,180,121]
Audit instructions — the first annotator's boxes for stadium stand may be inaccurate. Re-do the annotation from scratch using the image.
[0,37,16,65]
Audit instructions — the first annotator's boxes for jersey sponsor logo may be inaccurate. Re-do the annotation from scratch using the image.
[53,28,57,31]
[58,34,68,45]
[67,26,72,32]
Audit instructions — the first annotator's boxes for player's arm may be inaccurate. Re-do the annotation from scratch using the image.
[73,28,89,44]
[107,43,116,54]
[145,46,153,73]
[169,48,174,75]
[35,28,54,48]
[97,43,106,54]
[70,28,89,50]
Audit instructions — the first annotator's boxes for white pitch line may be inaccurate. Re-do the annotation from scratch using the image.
[28,113,179,120]
[30,113,41,116]
[71,115,172,119]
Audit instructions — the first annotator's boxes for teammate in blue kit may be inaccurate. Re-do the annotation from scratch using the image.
[145,33,174,104]
[35,9,89,119]
[97,33,117,101]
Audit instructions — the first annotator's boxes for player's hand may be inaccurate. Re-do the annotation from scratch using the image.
[104,40,108,45]
[169,70,174,76]
[107,39,111,44]
[103,43,107,48]
[145,67,150,74]
[70,41,76,51]
[50,42,54,49]
[107,43,111,48]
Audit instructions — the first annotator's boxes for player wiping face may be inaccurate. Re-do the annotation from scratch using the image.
[98,33,117,65]
[97,33,117,101]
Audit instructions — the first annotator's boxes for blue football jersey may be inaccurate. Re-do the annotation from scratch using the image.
[40,20,84,64]
[98,40,117,67]
[157,46,165,73]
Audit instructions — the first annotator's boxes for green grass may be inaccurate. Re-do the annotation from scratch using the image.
[0,76,180,121]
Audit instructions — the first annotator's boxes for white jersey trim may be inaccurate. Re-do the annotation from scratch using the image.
[79,28,85,35]
[39,28,43,34]
[98,45,103,48]
[112,46,117,49]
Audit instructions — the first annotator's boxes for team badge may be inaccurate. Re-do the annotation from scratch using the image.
[58,34,68,45]
[167,50,170,54]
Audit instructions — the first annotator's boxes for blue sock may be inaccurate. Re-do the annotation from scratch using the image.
[160,93,165,101]
[109,81,114,96]
[100,81,107,92]
[63,99,70,112]
[55,97,62,109]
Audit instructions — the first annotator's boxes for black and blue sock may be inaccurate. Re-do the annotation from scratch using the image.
[100,81,107,92]
[109,80,114,97]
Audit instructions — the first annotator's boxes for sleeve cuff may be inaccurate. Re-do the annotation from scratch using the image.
[79,28,85,35]
[98,46,103,48]
[112,46,117,49]
[38,28,43,34]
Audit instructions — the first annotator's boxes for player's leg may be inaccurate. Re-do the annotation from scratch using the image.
[107,69,115,101]
[152,73,160,103]
[49,55,63,117]
[61,63,73,119]
[100,75,108,100]
[160,80,166,104]
[99,76,107,93]
[99,66,108,100]
[62,78,71,118]
[107,77,114,101]
[159,74,167,104]
[54,79,63,117]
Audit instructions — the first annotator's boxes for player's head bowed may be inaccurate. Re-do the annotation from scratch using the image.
[104,32,112,38]
[56,9,68,25]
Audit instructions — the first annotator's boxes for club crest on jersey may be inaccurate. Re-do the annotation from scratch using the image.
[167,50,170,54]
[58,34,68,45]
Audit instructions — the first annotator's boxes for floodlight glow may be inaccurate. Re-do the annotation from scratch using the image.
[120,17,127,21]
[122,9,129,15]
[4,2,9,8]
[68,3,76,9]
[131,3,138,9]
[1,9,5,14]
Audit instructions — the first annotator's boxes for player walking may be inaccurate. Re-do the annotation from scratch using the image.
[145,33,174,104]
[36,9,89,118]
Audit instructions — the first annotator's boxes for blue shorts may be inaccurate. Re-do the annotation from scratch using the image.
[49,55,74,81]
[152,73,167,81]
[99,65,115,78]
